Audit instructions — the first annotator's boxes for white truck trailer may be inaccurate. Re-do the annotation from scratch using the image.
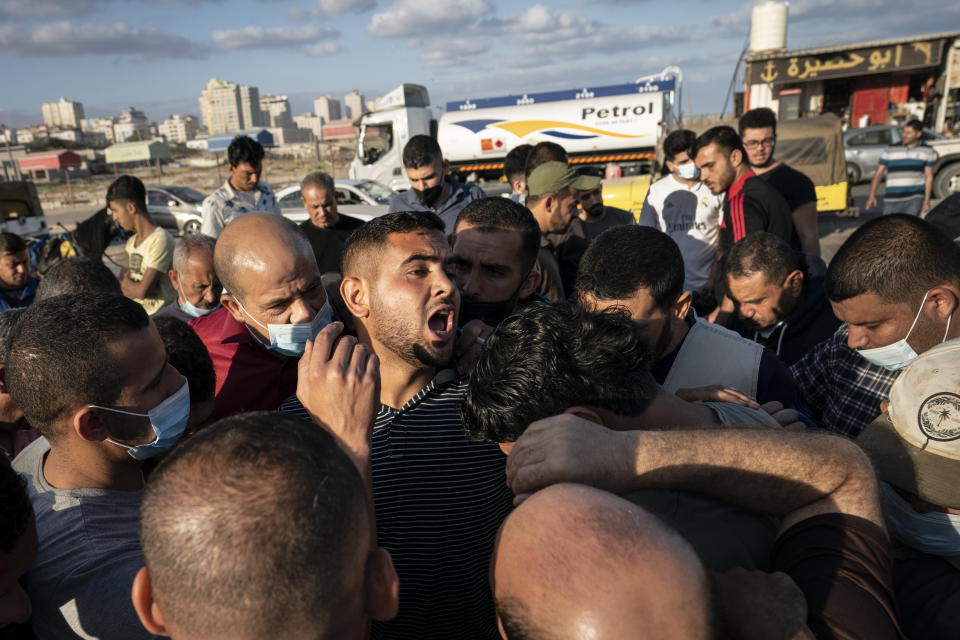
[350,70,681,190]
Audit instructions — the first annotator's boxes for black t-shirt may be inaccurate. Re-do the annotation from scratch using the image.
[299,215,364,274]
[719,173,796,254]
[773,514,904,640]
[759,163,817,212]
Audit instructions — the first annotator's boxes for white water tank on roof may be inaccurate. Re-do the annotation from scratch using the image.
[750,1,789,53]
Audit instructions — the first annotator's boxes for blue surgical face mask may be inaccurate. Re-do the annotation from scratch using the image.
[235,297,334,357]
[858,291,953,371]
[178,278,220,318]
[880,482,960,557]
[676,161,700,181]
[93,377,191,460]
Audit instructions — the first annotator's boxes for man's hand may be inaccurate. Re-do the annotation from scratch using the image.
[676,385,760,409]
[865,194,878,210]
[714,569,814,640]
[759,401,805,431]
[506,414,635,503]
[296,321,380,470]
[923,199,931,213]
[454,319,493,374]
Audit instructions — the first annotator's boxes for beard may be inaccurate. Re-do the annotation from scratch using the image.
[652,320,674,360]
[371,293,454,369]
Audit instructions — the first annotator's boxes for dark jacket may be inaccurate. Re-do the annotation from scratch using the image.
[730,253,841,366]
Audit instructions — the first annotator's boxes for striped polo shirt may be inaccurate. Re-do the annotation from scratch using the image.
[879,142,937,201]
[280,369,513,640]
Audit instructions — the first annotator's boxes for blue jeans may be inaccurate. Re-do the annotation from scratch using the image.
[883,196,924,216]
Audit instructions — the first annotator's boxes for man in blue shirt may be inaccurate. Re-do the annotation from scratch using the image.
[0,232,37,312]
[387,135,485,234]
[866,119,937,216]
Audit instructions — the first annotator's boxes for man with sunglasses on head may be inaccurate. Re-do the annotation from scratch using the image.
[739,108,819,256]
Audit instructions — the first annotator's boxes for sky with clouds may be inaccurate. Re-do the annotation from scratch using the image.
[0,0,957,129]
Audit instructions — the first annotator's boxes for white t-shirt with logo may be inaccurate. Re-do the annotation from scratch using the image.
[638,175,723,291]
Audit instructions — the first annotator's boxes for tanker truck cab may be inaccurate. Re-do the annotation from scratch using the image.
[350,84,433,191]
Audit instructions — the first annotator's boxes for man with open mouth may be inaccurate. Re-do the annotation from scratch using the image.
[281,210,513,640]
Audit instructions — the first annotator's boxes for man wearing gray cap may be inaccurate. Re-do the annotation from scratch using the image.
[856,339,960,639]
[525,161,596,302]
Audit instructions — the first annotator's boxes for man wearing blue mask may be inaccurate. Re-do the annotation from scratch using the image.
[190,213,332,422]
[155,234,221,323]
[638,130,724,295]
[9,292,188,640]
[856,339,960,639]
[791,214,960,438]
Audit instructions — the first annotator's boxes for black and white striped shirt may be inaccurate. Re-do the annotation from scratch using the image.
[280,369,513,639]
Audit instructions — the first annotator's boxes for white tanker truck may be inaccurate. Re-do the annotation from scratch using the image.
[349,69,682,191]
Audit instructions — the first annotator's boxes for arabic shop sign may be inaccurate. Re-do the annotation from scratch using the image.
[748,39,945,85]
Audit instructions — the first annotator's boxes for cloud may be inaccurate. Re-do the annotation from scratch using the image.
[211,24,338,50]
[367,0,492,37]
[0,21,208,58]
[0,0,107,20]
[420,37,489,67]
[315,0,377,18]
[0,0,224,22]
[308,41,341,56]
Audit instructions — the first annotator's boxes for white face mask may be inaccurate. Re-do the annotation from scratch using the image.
[880,482,960,557]
[675,161,700,181]
[235,297,334,357]
[858,291,953,371]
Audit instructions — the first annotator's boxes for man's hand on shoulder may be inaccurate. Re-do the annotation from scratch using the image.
[296,321,380,469]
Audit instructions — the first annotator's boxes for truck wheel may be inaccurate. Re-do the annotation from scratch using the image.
[846,163,861,184]
[934,162,960,199]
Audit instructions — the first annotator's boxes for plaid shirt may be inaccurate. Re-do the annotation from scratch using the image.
[790,324,899,438]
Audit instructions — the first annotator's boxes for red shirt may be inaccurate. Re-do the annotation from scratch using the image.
[189,307,299,422]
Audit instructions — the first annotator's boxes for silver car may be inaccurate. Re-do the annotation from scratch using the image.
[276,179,392,224]
[844,125,944,183]
[146,185,204,235]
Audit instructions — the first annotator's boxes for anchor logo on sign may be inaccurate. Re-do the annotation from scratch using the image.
[760,60,778,83]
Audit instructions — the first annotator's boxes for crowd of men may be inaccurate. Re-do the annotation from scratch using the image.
[1,106,959,640]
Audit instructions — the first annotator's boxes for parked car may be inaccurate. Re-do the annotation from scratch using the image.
[146,185,205,235]
[276,179,392,224]
[843,125,944,183]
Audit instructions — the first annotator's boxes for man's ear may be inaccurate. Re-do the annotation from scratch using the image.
[366,548,399,622]
[73,406,109,442]
[784,270,804,296]
[0,363,7,394]
[730,148,743,168]
[442,158,451,176]
[673,291,693,322]
[928,286,959,323]
[220,293,246,325]
[562,405,605,425]
[341,276,370,320]
[518,266,541,300]
[131,567,170,636]
[168,270,180,292]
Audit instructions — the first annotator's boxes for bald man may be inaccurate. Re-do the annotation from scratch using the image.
[497,423,904,639]
[494,484,714,639]
[190,213,333,421]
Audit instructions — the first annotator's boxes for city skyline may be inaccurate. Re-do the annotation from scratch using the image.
[1,0,958,130]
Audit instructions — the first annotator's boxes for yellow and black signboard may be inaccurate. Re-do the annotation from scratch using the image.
[748,39,945,85]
